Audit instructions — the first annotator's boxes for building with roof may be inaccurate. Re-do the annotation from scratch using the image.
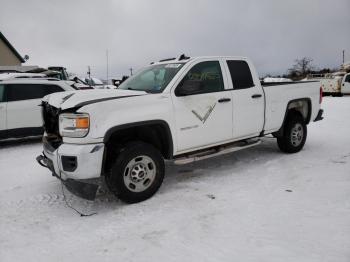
[0,31,25,66]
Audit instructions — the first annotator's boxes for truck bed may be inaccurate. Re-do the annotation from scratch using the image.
[262,81,321,134]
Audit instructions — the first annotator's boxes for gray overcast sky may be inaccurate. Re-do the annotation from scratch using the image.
[1,0,349,78]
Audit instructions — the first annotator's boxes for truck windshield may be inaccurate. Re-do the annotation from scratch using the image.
[119,63,184,93]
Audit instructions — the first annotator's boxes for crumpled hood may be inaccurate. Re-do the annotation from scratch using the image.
[42,89,147,110]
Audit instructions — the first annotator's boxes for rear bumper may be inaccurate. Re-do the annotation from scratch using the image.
[314,109,324,122]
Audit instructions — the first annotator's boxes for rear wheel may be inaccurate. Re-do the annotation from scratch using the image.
[106,142,165,203]
[277,114,307,153]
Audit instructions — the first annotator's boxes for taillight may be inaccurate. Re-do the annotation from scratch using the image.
[319,87,323,104]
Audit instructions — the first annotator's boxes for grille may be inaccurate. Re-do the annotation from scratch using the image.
[42,102,60,134]
[41,102,62,149]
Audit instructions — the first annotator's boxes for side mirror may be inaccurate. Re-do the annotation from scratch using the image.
[175,79,204,96]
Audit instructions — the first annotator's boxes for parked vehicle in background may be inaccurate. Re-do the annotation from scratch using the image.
[37,55,324,203]
[304,72,350,96]
[341,73,350,94]
[103,76,130,89]
[102,78,123,89]
[0,72,94,91]
[47,67,69,80]
[0,79,75,140]
[0,72,47,80]
[68,76,94,90]
[83,77,105,89]
[0,65,70,81]
[112,76,129,88]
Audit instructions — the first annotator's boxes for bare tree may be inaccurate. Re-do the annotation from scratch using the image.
[288,57,314,80]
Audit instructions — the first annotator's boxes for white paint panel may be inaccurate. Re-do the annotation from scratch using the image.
[173,92,233,152]
[6,98,42,129]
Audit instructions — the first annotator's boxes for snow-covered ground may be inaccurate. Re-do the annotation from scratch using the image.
[1,97,350,262]
[263,77,292,82]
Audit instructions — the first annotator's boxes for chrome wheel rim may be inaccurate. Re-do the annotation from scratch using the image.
[123,155,156,192]
[290,123,304,147]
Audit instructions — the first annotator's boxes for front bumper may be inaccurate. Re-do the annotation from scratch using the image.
[37,155,99,200]
[36,137,105,200]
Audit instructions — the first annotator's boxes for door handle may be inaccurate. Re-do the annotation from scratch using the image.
[218,98,231,103]
[251,94,262,99]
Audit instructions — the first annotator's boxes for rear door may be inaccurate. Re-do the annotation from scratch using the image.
[6,84,64,132]
[342,74,350,94]
[0,84,7,138]
[225,60,264,139]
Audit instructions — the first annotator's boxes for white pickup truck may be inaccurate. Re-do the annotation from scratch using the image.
[37,56,324,203]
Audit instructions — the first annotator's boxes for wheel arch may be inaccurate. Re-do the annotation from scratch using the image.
[273,98,311,137]
[103,120,174,160]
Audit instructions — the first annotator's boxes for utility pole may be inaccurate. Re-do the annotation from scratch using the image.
[129,67,133,76]
[87,66,92,86]
[87,66,91,78]
[106,49,109,84]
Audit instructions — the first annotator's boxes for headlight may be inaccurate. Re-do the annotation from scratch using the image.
[59,113,90,138]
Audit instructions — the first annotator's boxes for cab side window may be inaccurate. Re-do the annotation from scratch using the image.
[178,61,224,94]
[226,60,254,89]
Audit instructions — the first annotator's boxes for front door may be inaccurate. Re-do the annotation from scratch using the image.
[172,60,233,153]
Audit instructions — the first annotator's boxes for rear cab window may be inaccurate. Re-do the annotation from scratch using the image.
[226,60,254,89]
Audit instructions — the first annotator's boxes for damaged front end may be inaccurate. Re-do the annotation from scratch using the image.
[37,101,104,201]
[37,149,100,201]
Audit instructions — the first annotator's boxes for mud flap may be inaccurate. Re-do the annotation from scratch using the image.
[314,109,324,122]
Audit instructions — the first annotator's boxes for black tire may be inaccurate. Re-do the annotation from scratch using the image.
[277,114,307,153]
[106,142,165,203]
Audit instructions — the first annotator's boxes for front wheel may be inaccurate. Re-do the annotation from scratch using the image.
[106,142,165,203]
[277,115,307,153]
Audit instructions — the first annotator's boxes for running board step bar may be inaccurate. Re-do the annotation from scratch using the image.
[174,139,261,165]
